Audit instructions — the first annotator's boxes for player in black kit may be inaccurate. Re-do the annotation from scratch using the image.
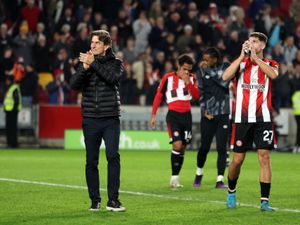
[193,47,231,188]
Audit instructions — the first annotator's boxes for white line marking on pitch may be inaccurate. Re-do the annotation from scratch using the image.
[1,177,299,213]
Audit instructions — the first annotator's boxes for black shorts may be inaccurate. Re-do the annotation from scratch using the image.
[230,122,277,153]
[166,110,192,145]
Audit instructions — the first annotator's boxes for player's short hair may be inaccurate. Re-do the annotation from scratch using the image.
[91,30,112,46]
[177,54,195,66]
[249,32,268,43]
[203,47,222,63]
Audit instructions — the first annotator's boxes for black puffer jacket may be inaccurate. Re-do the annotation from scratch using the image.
[70,48,123,118]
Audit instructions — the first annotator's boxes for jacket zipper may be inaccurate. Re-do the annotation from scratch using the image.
[95,83,98,110]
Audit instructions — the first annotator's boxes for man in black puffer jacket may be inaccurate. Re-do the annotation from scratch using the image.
[70,30,125,212]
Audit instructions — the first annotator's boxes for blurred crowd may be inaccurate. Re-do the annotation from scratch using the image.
[1,0,300,107]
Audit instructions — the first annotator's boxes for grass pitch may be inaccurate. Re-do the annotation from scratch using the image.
[0,149,299,225]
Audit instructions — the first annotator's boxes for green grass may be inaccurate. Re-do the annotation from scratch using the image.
[0,149,299,225]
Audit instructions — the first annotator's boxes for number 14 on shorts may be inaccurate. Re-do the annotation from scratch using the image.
[184,131,192,142]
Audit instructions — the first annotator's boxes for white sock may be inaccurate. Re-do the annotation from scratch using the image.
[170,175,179,185]
[196,167,203,176]
[217,175,224,182]
[171,175,179,181]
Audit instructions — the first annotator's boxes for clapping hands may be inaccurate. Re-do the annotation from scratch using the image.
[79,50,95,70]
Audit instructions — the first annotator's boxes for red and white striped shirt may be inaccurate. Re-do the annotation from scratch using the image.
[151,72,200,115]
[233,58,278,123]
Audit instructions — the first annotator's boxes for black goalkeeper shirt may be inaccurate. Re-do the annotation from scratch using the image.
[197,62,230,116]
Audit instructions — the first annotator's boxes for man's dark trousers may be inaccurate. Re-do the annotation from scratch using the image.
[82,117,120,203]
[5,111,18,148]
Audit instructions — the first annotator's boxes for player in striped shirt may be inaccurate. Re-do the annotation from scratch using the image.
[223,32,279,212]
[150,54,200,188]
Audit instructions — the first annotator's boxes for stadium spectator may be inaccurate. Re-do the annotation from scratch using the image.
[216,38,227,58]
[197,13,215,46]
[207,2,224,31]
[50,0,64,26]
[223,32,278,212]
[35,22,46,41]
[249,0,267,23]
[91,12,105,31]
[193,47,230,189]
[122,36,136,64]
[50,30,72,59]
[120,63,139,105]
[12,21,35,65]
[148,1,163,23]
[228,6,248,41]
[114,8,133,49]
[271,43,286,64]
[290,0,300,23]
[33,34,51,73]
[282,36,298,65]
[56,7,76,34]
[153,51,166,74]
[160,32,176,60]
[183,2,199,33]
[4,75,22,148]
[81,7,93,31]
[254,4,272,36]
[12,57,25,82]
[294,25,300,49]
[60,23,74,46]
[190,34,206,62]
[20,0,41,32]
[268,16,286,49]
[20,63,38,105]
[292,50,300,66]
[272,63,293,108]
[148,16,167,52]
[176,24,194,54]
[226,30,243,61]
[70,30,125,212]
[133,10,151,57]
[145,62,160,105]
[132,52,146,103]
[150,54,200,188]
[72,24,90,59]
[122,0,135,20]
[46,69,70,105]
[0,23,12,57]
[165,12,183,40]
[162,59,174,75]
[52,47,73,83]
[110,25,120,52]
